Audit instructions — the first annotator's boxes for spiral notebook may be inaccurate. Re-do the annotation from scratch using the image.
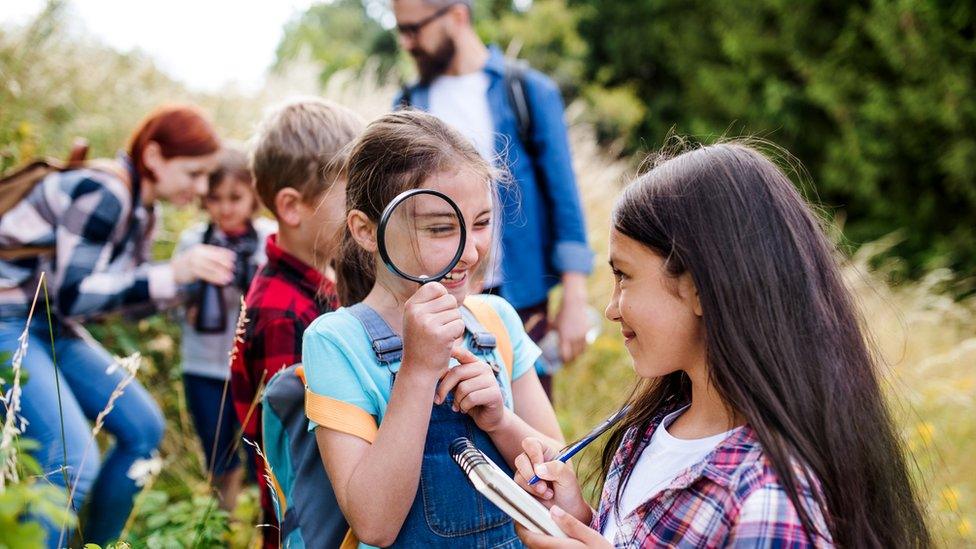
[450,437,567,538]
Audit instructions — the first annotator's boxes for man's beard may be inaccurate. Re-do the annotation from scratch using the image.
[410,37,456,84]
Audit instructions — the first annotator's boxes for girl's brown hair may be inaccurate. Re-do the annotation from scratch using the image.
[336,110,494,305]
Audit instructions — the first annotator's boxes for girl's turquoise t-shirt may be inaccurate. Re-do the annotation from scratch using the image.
[302,294,539,432]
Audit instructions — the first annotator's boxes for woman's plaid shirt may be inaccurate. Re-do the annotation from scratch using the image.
[592,405,834,548]
[0,159,171,321]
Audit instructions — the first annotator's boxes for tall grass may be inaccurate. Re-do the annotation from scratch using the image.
[1,4,973,547]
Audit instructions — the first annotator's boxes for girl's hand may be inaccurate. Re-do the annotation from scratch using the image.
[513,438,591,520]
[436,347,505,431]
[171,244,235,285]
[401,282,464,380]
[516,506,611,549]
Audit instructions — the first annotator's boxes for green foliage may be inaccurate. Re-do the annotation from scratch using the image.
[0,439,76,549]
[0,481,75,549]
[570,0,976,276]
[481,0,647,145]
[120,490,229,549]
[273,0,401,84]
[479,0,588,91]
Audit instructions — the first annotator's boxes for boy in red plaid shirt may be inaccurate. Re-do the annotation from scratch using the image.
[230,98,362,547]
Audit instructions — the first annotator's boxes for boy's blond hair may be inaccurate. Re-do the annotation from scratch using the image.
[249,97,364,215]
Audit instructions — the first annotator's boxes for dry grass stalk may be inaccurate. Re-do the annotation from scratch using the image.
[0,272,48,488]
[207,297,248,485]
[58,352,144,548]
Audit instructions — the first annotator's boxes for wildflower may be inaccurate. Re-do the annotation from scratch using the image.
[127,451,163,487]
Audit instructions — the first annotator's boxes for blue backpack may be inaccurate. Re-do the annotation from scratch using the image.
[261,296,514,548]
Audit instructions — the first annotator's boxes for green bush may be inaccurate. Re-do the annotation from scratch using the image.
[571,0,976,277]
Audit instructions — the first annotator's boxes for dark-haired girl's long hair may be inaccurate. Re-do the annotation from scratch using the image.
[601,142,930,547]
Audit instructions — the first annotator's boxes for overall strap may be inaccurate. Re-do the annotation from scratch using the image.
[458,306,498,354]
[346,303,403,363]
[346,303,502,366]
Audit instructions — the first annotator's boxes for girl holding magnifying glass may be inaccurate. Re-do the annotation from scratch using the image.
[302,110,563,548]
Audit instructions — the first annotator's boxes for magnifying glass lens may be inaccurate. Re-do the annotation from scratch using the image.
[379,190,465,283]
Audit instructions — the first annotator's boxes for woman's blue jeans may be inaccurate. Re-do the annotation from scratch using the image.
[0,316,165,547]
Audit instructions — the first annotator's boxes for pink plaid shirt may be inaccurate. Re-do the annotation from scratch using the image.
[592,404,834,548]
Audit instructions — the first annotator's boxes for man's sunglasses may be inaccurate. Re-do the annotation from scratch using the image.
[396,3,457,39]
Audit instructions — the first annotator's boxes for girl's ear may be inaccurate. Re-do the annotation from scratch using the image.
[347,209,377,253]
[677,271,703,317]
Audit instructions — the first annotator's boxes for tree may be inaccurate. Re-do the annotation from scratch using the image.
[572,0,976,276]
[273,0,400,84]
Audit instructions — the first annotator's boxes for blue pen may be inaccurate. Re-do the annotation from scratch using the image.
[527,405,632,485]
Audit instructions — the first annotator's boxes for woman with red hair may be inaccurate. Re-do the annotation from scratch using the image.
[0,104,234,547]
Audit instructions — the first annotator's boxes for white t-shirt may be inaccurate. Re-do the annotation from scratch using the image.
[429,71,495,161]
[427,71,503,288]
[602,406,736,543]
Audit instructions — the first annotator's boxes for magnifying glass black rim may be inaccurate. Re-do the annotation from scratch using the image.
[377,188,467,284]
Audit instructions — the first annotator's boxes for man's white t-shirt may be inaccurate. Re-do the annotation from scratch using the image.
[602,407,737,543]
[429,71,495,161]
[428,71,504,288]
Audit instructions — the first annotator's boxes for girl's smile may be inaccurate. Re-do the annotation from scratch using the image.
[441,268,468,289]
[605,228,705,379]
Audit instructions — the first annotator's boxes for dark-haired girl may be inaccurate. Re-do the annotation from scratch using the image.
[513,143,930,548]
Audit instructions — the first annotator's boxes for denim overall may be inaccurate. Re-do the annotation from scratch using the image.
[347,303,522,548]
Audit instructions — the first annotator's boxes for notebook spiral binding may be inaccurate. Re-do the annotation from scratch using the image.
[450,437,489,476]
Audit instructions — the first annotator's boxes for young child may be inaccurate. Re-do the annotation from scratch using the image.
[229,98,363,547]
[512,143,931,548]
[302,110,564,548]
[176,146,276,511]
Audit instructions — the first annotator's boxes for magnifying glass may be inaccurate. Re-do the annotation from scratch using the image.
[377,188,466,284]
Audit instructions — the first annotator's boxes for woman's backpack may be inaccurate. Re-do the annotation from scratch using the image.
[0,140,129,261]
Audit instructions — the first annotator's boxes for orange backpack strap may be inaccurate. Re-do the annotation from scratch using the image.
[302,360,378,445]
[300,367,376,548]
[463,296,514,383]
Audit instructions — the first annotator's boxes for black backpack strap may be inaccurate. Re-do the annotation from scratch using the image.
[201,222,216,245]
[504,59,535,155]
[397,83,414,110]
